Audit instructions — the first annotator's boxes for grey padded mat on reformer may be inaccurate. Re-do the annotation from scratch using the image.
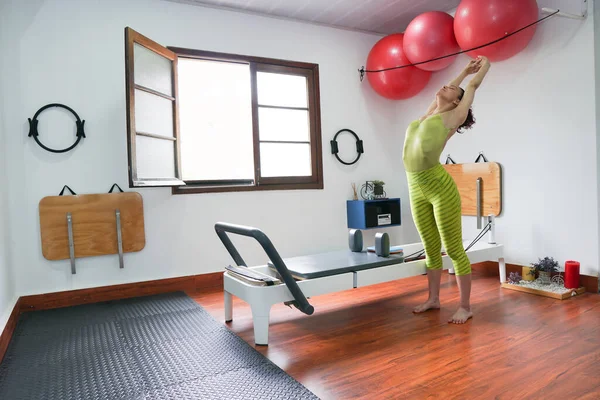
[0,291,319,400]
[269,250,405,279]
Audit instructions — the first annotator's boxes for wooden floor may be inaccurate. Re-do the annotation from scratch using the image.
[187,268,600,400]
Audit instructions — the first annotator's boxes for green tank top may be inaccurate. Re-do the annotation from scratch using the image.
[402,114,452,173]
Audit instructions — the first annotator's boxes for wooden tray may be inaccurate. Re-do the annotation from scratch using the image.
[39,192,145,260]
[443,162,502,217]
[501,283,585,300]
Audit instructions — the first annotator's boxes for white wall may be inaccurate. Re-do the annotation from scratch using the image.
[0,1,17,333]
[595,0,600,286]
[0,106,14,332]
[1,0,405,296]
[2,0,598,301]
[394,1,599,276]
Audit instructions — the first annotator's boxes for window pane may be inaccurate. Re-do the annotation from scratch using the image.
[136,135,175,179]
[178,58,254,181]
[257,72,308,108]
[135,89,174,138]
[260,143,311,177]
[258,108,310,142]
[134,43,173,96]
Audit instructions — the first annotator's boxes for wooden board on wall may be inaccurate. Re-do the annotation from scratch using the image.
[39,192,145,260]
[443,162,502,217]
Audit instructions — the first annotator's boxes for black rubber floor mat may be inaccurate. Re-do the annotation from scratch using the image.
[0,291,319,400]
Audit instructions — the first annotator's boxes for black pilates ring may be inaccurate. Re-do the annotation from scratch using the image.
[330,129,364,166]
[27,103,86,153]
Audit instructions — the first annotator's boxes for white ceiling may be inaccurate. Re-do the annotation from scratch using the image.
[165,0,462,35]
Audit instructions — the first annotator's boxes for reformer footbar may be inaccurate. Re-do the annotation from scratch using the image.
[215,222,314,315]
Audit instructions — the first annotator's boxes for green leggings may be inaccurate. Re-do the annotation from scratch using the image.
[407,164,471,276]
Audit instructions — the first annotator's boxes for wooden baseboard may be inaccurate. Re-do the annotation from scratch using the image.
[19,272,223,312]
[0,299,21,364]
[473,261,598,294]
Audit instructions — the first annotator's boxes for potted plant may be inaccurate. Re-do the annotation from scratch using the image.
[508,272,522,284]
[372,180,385,197]
[531,256,559,284]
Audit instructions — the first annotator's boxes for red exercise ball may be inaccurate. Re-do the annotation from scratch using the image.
[454,0,539,62]
[403,11,459,72]
[366,33,432,100]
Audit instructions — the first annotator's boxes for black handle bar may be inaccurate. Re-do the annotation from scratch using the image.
[214,222,314,316]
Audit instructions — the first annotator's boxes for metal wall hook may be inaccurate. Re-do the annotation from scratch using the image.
[541,0,587,20]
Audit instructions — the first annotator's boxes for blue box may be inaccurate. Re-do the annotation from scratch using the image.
[347,198,401,229]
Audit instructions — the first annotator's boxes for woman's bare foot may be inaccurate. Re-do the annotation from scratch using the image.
[413,299,440,313]
[449,307,473,324]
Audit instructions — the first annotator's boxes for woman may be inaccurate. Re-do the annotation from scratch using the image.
[402,56,491,324]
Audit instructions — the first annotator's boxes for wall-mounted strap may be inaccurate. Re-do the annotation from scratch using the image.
[475,152,488,163]
[108,183,124,193]
[59,185,76,196]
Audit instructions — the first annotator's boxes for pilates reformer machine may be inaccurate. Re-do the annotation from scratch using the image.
[216,157,506,345]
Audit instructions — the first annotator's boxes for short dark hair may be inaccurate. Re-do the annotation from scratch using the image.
[457,87,475,133]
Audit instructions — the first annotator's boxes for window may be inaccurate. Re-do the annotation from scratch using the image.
[124,28,323,194]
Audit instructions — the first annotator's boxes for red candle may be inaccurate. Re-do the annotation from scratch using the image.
[564,260,580,289]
